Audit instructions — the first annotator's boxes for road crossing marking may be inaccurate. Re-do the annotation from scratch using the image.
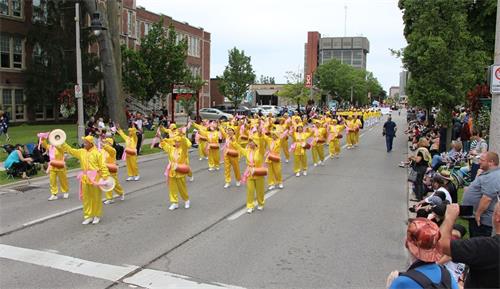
[0,243,245,289]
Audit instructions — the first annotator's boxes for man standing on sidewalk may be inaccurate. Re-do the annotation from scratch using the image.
[135,112,144,155]
[383,116,397,152]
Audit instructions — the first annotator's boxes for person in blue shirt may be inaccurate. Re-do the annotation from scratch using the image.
[383,116,397,152]
[4,144,34,179]
[386,218,459,289]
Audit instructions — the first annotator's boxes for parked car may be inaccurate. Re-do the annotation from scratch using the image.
[256,105,280,116]
[212,104,251,116]
[192,108,233,121]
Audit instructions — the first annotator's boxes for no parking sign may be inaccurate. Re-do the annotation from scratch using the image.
[491,65,500,94]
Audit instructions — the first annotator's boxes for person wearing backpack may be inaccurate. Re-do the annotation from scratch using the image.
[386,218,459,289]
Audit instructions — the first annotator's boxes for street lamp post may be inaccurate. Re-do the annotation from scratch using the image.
[75,2,106,145]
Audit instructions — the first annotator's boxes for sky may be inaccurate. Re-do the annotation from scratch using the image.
[136,0,407,92]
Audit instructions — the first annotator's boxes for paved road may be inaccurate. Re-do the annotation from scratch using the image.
[0,113,409,289]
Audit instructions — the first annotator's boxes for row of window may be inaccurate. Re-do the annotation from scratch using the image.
[0,0,21,18]
[0,33,23,69]
[176,33,200,58]
[189,65,201,77]
[0,88,58,122]
[320,49,365,67]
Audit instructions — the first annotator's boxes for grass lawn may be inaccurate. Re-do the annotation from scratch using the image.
[456,188,470,239]
[0,143,162,186]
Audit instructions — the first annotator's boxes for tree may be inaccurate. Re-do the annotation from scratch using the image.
[258,75,276,84]
[277,71,310,109]
[218,48,256,109]
[180,75,206,122]
[122,19,189,103]
[398,0,489,125]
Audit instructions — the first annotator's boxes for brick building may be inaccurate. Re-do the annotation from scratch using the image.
[0,0,211,123]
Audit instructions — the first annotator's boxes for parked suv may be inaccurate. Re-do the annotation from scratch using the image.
[212,104,251,116]
[191,108,233,121]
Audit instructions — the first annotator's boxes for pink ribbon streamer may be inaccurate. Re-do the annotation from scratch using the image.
[37,132,50,150]
[76,170,98,201]
[241,150,255,184]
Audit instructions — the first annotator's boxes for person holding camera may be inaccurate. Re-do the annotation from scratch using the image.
[439,203,500,289]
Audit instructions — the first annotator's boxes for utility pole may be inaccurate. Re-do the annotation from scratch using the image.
[75,3,84,145]
[489,0,500,152]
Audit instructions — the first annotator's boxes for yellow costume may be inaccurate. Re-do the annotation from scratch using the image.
[193,123,220,170]
[101,139,124,202]
[327,122,343,158]
[345,118,357,149]
[291,129,313,175]
[220,126,241,187]
[311,124,327,165]
[263,134,284,188]
[42,139,69,199]
[117,128,139,179]
[354,118,362,146]
[160,136,192,209]
[62,136,110,223]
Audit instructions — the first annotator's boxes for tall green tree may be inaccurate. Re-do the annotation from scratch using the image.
[179,75,206,122]
[276,71,310,109]
[258,75,276,84]
[399,0,489,124]
[218,48,256,109]
[122,18,189,102]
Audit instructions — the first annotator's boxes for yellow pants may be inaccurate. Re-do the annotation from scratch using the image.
[354,131,360,145]
[224,155,241,183]
[169,177,189,203]
[208,148,220,169]
[49,169,69,195]
[198,141,207,158]
[329,140,341,156]
[247,177,265,209]
[281,139,290,161]
[293,154,307,173]
[126,154,139,176]
[105,173,124,200]
[347,132,356,147]
[82,183,102,219]
[267,161,282,185]
[312,144,325,163]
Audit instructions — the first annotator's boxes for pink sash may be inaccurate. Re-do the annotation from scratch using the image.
[241,150,255,184]
[76,170,98,201]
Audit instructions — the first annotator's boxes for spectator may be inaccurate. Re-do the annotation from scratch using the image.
[386,218,458,289]
[4,144,35,179]
[383,116,397,152]
[468,129,488,181]
[134,112,144,155]
[462,151,500,237]
[0,111,10,142]
[431,140,462,171]
[439,203,500,289]
[452,118,462,141]
[460,121,471,153]
[437,224,467,286]
[411,138,432,201]
[85,117,96,136]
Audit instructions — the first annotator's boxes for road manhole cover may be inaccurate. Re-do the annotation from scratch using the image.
[12,185,39,192]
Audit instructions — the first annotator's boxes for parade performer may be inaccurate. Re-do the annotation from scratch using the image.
[117,126,140,180]
[62,136,110,224]
[311,121,327,166]
[194,121,209,161]
[290,124,313,177]
[327,119,343,158]
[160,135,192,210]
[354,115,363,147]
[232,136,266,213]
[264,130,286,189]
[277,118,291,163]
[192,121,220,171]
[345,116,358,149]
[220,125,241,188]
[39,134,69,201]
[102,138,124,204]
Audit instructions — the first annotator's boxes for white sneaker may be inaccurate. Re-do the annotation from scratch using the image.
[278,184,284,189]
[48,195,58,201]
[205,157,209,160]
[247,208,254,214]
[335,155,340,159]
[215,167,220,171]
[92,217,100,224]
[169,203,179,210]
[120,194,125,201]
[126,176,133,181]
[134,176,140,181]
[63,193,69,199]
[320,161,325,166]
[303,171,307,176]
[199,157,203,161]
[103,199,114,205]
[208,168,214,171]
[313,163,318,167]
[236,181,241,187]
[185,200,190,209]
[268,185,275,190]
[224,183,230,189]
[82,218,93,225]
[189,176,194,182]
[285,159,289,163]
[295,172,300,177]
[257,206,264,211]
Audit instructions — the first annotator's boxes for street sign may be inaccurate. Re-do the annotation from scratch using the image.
[491,65,500,94]
[74,85,83,99]
[305,74,312,88]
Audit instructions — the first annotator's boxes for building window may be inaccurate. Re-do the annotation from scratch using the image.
[332,50,342,61]
[0,88,26,121]
[1,89,12,118]
[127,10,133,36]
[0,34,23,69]
[352,50,363,66]
[32,0,47,22]
[342,38,352,49]
[0,0,22,18]
[0,34,10,68]
[14,89,23,119]
[341,50,352,65]
[187,36,200,57]
[136,20,140,38]
[12,37,22,68]
[332,38,342,49]
[144,22,150,36]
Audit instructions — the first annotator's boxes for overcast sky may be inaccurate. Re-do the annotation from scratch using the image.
[136,0,407,92]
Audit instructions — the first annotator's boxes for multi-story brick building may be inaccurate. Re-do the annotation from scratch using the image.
[0,0,211,123]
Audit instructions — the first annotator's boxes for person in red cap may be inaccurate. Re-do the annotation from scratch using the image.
[386,218,458,289]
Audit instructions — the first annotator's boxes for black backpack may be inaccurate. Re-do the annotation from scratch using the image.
[399,262,452,289]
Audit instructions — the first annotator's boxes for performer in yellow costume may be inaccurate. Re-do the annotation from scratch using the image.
[263,130,286,190]
[291,125,313,177]
[62,136,110,224]
[194,121,209,161]
[41,137,69,201]
[220,126,241,188]
[354,115,363,147]
[117,126,140,180]
[232,137,266,213]
[192,122,220,171]
[101,138,124,204]
[327,119,343,158]
[160,135,192,210]
[345,116,357,149]
[277,118,291,163]
[311,121,327,166]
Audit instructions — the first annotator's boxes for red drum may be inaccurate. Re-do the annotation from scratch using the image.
[240,135,249,141]
[317,139,326,144]
[209,143,220,150]
[252,167,268,177]
[354,128,360,133]
[336,134,343,139]
[268,153,280,162]
[199,135,208,141]
[174,164,191,174]
[106,164,118,173]
[125,148,137,156]
[226,149,238,157]
[302,143,312,150]
[49,160,65,169]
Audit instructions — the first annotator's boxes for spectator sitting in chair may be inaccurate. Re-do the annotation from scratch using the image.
[4,144,35,179]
